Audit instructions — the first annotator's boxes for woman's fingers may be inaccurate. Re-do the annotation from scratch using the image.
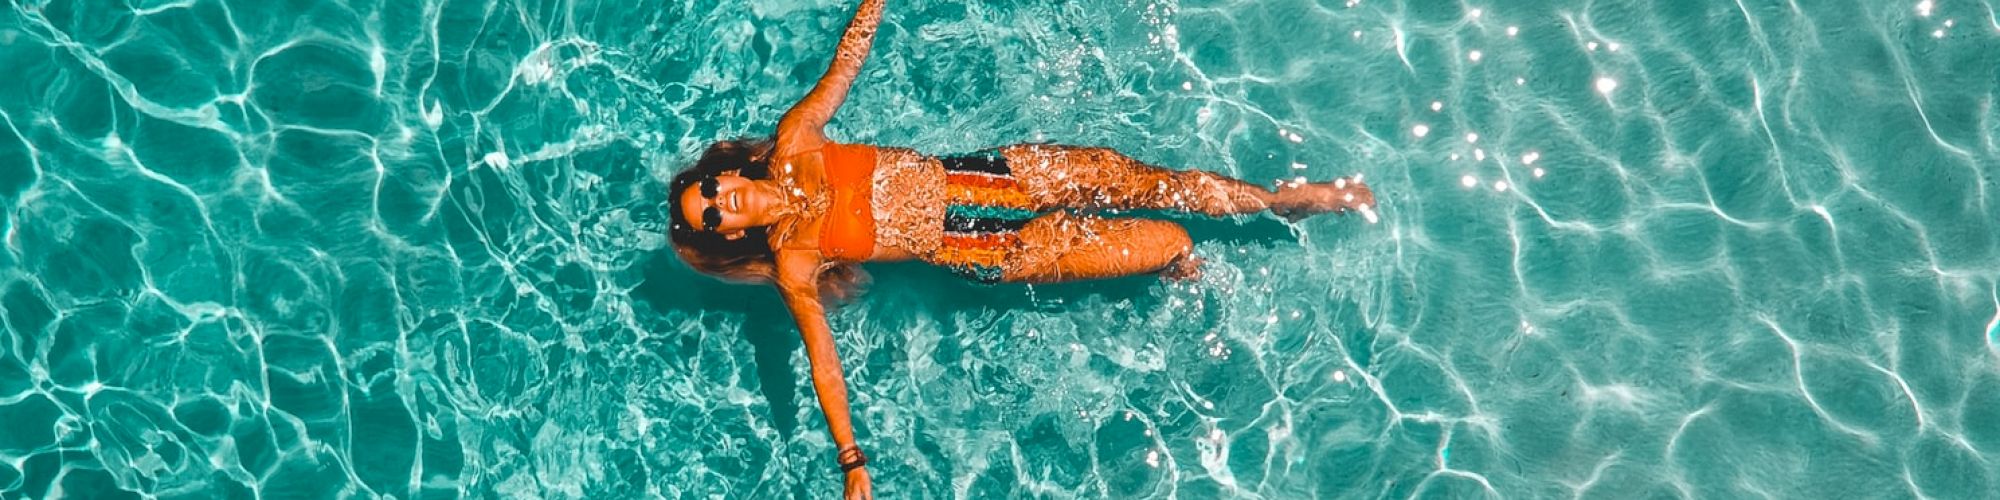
[845,468,874,500]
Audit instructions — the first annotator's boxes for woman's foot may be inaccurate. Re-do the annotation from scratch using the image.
[1160,254,1204,281]
[1269,176,1374,221]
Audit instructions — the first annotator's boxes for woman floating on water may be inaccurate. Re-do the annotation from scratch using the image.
[666,0,1373,496]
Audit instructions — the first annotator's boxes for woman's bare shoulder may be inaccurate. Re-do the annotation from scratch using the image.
[773,120,827,157]
[770,223,822,253]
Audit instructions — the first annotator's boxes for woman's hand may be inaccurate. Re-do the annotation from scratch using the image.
[844,467,874,500]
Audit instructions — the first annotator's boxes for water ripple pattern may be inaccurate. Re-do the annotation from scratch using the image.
[1,0,1997,497]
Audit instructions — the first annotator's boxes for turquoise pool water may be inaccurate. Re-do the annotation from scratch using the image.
[4,0,1999,497]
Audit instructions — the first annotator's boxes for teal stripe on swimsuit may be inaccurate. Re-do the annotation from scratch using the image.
[946,204,1037,221]
[950,264,1005,283]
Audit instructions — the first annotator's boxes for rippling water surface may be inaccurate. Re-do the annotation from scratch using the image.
[4,0,1999,497]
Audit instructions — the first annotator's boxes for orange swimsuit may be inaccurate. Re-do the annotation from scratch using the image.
[818,143,878,261]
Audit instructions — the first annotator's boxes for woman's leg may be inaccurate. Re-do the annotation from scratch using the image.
[996,145,1370,218]
[1000,212,1199,283]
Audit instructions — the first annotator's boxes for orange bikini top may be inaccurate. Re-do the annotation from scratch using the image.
[818,143,878,261]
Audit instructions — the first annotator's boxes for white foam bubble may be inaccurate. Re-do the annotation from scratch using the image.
[1432,101,1444,112]
[1533,167,1546,178]
[1596,77,1619,95]
[1468,50,1484,62]
[1507,26,1519,37]
[520,51,555,84]
[370,47,386,89]
[1917,0,1934,17]
[1466,133,1480,144]
[422,99,444,129]
[1461,175,1478,188]
[1987,286,2000,350]
[1494,180,1510,192]
[484,152,511,170]
[1522,151,1541,165]
[1413,124,1431,137]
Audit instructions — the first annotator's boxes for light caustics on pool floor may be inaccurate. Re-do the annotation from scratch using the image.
[1,0,1999,498]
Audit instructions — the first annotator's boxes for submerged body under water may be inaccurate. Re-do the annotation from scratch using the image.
[2,0,1998,497]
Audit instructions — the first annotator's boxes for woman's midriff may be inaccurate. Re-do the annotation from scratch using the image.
[866,148,946,261]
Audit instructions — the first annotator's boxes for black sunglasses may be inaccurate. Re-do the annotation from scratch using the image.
[698,177,722,231]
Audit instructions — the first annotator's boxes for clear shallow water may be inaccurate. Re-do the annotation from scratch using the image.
[2,0,1999,497]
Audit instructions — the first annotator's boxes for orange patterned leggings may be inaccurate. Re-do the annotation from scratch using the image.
[931,145,1277,283]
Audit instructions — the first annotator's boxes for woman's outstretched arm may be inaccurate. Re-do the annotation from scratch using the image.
[777,0,886,146]
[774,250,874,499]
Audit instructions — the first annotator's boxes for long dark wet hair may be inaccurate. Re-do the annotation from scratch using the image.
[668,138,867,303]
